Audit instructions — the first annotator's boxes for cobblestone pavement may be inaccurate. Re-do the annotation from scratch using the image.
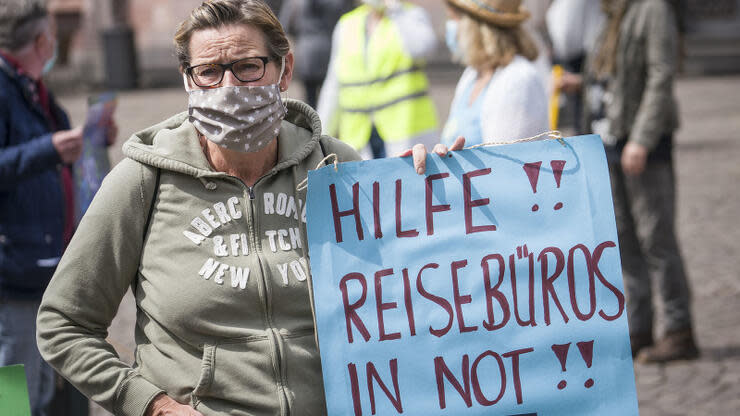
[57,74,740,415]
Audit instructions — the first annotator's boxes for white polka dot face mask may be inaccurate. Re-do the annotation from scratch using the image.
[187,82,287,153]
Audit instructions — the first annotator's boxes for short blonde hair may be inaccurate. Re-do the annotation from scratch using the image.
[174,0,289,70]
[456,11,538,72]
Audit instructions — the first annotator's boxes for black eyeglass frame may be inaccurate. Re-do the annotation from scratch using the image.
[186,56,271,87]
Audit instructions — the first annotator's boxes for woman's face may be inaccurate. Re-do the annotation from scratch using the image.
[186,23,293,90]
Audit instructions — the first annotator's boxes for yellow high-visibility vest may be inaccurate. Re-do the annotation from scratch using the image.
[335,5,438,150]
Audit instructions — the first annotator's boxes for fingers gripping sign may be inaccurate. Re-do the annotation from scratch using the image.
[412,144,427,175]
[398,136,467,175]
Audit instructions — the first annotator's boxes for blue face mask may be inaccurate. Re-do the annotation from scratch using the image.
[445,19,460,57]
[42,42,58,75]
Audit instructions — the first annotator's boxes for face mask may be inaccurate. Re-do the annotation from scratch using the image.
[42,41,57,75]
[186,58,288,153]
[445,20,460,57]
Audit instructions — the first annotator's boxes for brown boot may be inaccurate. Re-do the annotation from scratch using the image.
[630,332,653,357]
[636,328,699,363]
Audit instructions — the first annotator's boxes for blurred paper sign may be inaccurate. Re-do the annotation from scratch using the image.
[74,92,116,223]
[306,135,638,415]
[0,364,32,416]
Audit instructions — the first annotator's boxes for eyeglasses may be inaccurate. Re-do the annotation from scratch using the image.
[186,56,270,88]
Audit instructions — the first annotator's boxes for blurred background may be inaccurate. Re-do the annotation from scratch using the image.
[44,0,740,91]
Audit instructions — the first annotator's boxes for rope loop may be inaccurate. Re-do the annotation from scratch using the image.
[296,153,339,191]
[465,130,564,150]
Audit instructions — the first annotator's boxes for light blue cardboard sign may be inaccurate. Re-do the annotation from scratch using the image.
[306,135,638,416]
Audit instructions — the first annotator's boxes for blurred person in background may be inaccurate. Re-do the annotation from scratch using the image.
[317,0,439,159]
[0,0,113,414]
[522,0,552,91]
[441,0,549,146]
[547,0,604,133]
[280,0,354,108]
[579,0,697,363]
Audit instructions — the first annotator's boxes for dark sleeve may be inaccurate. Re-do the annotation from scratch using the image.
[0,97,61,190]
[278,0,299,36]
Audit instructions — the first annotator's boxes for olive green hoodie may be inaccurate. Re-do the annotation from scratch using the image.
[37,100,360,416]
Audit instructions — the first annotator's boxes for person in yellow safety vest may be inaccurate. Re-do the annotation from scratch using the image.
[317,0,439,159]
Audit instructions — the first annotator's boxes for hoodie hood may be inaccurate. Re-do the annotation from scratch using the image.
[122,98,324,179]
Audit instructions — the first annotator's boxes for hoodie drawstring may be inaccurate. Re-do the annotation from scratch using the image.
[199,177,217,190]
[295,153,338,192]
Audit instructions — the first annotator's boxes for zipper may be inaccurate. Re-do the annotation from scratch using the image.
[267,328,290,415]
[242,184,270,322]
[240,177,274,326]
[233,173,291,414]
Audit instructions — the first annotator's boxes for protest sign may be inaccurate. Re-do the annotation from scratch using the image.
[74,92,116,223]
[306,135,638,415]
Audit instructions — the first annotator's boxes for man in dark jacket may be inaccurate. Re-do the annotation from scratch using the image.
[0,1,82,414]
[279,0,354,108]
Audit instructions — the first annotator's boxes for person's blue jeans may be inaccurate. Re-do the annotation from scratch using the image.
[0,297,55,416]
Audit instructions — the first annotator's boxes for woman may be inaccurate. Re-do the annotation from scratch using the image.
[441,0,549,146]
[35,1,455,415]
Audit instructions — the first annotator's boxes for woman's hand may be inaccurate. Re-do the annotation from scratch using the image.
[397,136,466,175]
[145,394,204,416]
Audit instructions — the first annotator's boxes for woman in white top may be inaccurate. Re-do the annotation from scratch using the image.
[441,0,549,146]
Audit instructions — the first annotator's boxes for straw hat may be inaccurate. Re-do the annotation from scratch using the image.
[446,0,530,27]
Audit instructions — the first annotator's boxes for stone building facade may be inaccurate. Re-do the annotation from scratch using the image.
[49,0,740,90]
